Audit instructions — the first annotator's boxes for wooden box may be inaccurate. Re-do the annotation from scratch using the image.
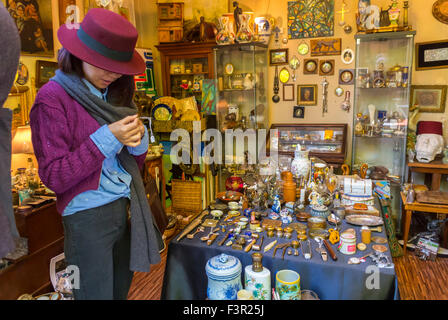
[157,2,183,22]
[158,26,183,43]
[192,63,203,73]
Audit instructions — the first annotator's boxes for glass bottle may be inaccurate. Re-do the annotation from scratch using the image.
[244,253,271,300]
[26,158,39,192]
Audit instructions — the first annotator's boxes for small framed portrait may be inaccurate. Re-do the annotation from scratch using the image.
[283,84,295,101]
[297,84,317,106]
[339,69,354,85]
[36,60,59,88]
[341,48,355,64]
[415,40,448,70]
[303,59,318,75]
[293,106,305,119]
[270,48,289,66]
[410,85,447,113]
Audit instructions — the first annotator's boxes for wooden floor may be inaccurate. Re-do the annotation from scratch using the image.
[128,245,448,300]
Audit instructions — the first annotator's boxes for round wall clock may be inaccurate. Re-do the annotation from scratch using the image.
[279,67,290,83]
[298,42,309,55]
[341,48,354,64]
[433,0,448,24]
[304,59,317,74]
[224,63,234,75]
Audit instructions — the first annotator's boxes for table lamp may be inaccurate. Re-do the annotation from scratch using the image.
[11,125,33,154]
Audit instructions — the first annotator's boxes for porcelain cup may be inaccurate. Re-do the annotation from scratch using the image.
[275,270,301,300]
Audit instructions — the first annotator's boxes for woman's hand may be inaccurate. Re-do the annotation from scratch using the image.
[108,114,145,148]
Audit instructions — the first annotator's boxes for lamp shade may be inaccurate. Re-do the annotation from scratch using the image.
[11,125,33,154]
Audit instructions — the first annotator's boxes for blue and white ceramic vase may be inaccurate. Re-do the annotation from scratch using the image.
[206,253,242,300]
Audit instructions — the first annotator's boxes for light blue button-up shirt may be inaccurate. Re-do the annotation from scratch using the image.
[63,79,149,216]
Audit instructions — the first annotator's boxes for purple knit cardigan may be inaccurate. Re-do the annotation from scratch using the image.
[29,81,147,214]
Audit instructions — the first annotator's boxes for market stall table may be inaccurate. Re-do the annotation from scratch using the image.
[161,206,399,300]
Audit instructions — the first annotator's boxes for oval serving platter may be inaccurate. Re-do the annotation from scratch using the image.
[345,214,384,226]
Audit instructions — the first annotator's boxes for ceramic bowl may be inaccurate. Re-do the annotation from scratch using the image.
[239,217,249,224]
[238,221,247,229]
[211,210,224,219]
[310,204,329,218]
[228,202,240,210]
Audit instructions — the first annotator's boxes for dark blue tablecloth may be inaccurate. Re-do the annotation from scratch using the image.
[161,211,400,300]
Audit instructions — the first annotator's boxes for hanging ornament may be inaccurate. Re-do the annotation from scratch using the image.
[321,78,329,117]
[272,66,280,103]
[336,0,350,26]
[289,55,300,82]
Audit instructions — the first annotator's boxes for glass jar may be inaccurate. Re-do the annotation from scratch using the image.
[291,145,310,179]
[361,226,371,244]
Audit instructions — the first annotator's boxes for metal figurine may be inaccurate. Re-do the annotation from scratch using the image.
[322,77,329,116]
[233,1,242,34]
[272,66,280,103]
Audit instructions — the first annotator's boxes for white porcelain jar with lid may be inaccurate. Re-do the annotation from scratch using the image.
[206,253,242,300]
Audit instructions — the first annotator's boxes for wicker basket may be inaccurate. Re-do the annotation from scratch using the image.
[171,179,203,216]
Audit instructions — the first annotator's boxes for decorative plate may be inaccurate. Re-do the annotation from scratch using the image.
[217,191,243,203]
[153,96,181,114]
[339,69,354,85]
[279,67,290,83]
[345,214,384,226]
[152,104,172,120]
[225,63,235,75]
[304,59,318,74]
[433,0,448,24]
[319,60,334,76]
[298,41,309,55]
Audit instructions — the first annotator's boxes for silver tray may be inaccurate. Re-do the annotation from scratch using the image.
[345,215,383,226]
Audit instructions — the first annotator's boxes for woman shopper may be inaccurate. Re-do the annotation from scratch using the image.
[30,8,163,300]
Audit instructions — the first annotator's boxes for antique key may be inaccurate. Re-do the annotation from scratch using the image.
[187,226,204,239]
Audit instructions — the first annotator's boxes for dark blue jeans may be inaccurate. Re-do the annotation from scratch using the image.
[62,197,133,300]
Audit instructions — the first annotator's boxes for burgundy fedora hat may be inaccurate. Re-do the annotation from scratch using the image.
[58,8,145,75]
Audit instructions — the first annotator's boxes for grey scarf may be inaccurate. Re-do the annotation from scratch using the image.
[52,70,162,272]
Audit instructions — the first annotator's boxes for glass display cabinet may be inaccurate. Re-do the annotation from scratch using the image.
[351,31,416,225]
[214,43,269,132]
[269,123,348,168]
[156,42,216,102]
[214,43,269,190]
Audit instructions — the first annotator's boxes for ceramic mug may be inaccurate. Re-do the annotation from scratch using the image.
[275,270,301,300]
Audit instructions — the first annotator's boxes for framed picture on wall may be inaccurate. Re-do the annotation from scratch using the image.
[415,40,448,70]
[4,86,30,134]
[297,84,317,106]
[36,60,58,89]
[4,0,55,57]
[269,49,289,66]
[283,84,295,101]
[293,106,305,119]
[410,85,447,113]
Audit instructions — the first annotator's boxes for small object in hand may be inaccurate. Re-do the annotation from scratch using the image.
[372,244,388,253]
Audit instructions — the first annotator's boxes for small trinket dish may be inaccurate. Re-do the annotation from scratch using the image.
[307,216,326,229]
[228,202,240,210]
[211,210,224,219]
[357,243,367,251]
[296,211,311,222]
[372,244,388,253]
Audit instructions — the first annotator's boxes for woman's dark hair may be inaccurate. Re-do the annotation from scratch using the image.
[57,47,135,107]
